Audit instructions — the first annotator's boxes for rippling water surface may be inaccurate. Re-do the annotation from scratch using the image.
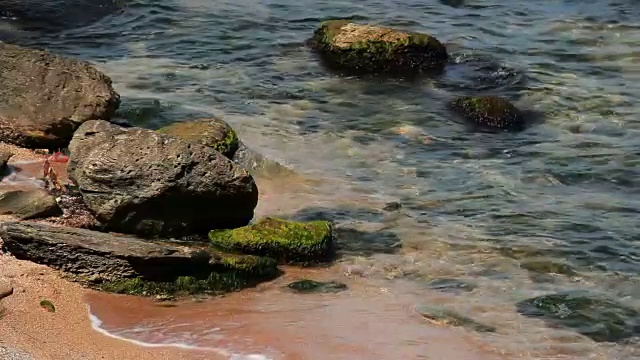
[3,0,640,358]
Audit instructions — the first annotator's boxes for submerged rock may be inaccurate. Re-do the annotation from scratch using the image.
[67,120,258,238]
[427,278,477,294]
[157,118,240,159]
[209,217,335,265]
[415,304,496,333]
[0,189,62,220]
[0,44,120,149]
[1,0,124,32]
[520,258,577,276]
[449,96,525,131]
[0,279,13,300]
[516,291,640,342]
[308,20,447,75]
[0,221,279,296]
[287,279,347,294]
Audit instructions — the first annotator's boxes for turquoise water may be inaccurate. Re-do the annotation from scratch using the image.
[3,0,640,358]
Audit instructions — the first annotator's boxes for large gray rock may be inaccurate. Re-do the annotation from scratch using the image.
[0,221,279,296]
[0,43,120,149]
[67,120,259,237]
[0,0,123,32]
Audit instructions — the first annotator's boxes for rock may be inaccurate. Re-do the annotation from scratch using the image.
[449,96,525,131]
[0,221,279,296]
[516,290,640,342]
[415,305,496,333]
[67,120,259,237]
[0,43,120,149]
[39,299,55,313]
[427,278,476,294]
[0,279,13,300]
[209,217,335,265]
[0,152,13,174]
[287,279,347,294]
[520,258,577,276]
[382,201,402,212]
[1,0,124,32]
[0,189,62,220]
[157,118,240,159]
[308,20,448,75]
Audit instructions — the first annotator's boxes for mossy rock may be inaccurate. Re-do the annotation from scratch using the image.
[209,217,335,265]
[415,305,496,333]
[157,117,239,158]
[39,299,55,313]
[516,291,640,342]
[308,20,448,75]
[97,251,279,297]
[287,279,347,294]
[449,96,525,131]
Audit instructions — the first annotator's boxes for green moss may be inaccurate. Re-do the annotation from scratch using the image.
[209,217,335,265]
[450,96,525,131]
[309,20,447,75]
[157,118,240,158]
[39,299,55,313]
[97,252,279,297]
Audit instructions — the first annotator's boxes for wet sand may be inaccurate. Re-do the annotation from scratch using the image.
[86,267,509,360]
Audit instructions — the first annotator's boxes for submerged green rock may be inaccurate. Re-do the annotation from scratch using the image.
[308,20,448,75]
[449,96,525,131]
[516,291,640,342]
[287,279,347,294]
[415,305,496,333]
[98,251,279,297]
[157,117,239,158]
[209,217,335,265]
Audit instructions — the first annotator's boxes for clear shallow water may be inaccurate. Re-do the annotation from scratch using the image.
[2,0,640,358]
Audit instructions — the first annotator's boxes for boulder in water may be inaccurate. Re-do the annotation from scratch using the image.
[449,96,525,131]
[209,217,335,265]
[0,221,279,296]
[0,43,120,149]
[67,120,259,238]
[308,20,448,75]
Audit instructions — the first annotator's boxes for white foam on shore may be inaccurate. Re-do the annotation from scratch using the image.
[87,305,272,360]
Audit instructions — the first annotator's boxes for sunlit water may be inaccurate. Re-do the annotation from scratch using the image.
[2,0,640,358]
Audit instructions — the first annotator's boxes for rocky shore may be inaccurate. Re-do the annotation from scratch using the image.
[4,7,634,359]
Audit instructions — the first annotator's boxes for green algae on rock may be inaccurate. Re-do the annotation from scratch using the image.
[449,96,525,131]
[0,221,279,297]
[156,117,239,159]
[93,251,279,297]
[287,279,347,294]
[308,20,448,75]
[209,217,335,264]
[516,290,640,342]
